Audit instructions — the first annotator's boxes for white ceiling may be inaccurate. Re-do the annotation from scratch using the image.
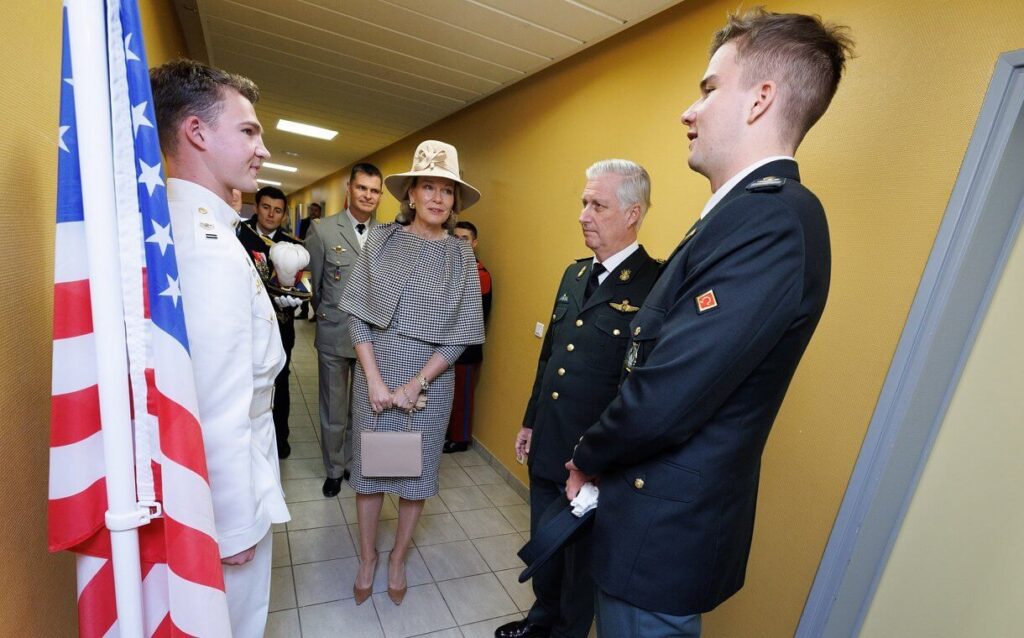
[174,0,684,193]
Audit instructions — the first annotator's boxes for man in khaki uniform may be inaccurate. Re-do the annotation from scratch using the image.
[306,163,382,496]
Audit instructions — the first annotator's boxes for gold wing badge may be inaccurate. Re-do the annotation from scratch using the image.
[609,299,640,313]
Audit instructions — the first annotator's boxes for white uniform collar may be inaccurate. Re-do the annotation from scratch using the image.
[699,156,795,219]
[167,178,243,229]
[594,241,639,280]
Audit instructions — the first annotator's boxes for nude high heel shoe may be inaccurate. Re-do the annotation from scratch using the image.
[353,551,377,605]
[387,554,407,605]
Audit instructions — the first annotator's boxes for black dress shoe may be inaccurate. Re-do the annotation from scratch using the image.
[443,441,469,454]
[322,477,342,497]
[494,619,550,638]
[277,441,291,460]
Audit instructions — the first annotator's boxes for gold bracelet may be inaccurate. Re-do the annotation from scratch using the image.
[417,374,429,391]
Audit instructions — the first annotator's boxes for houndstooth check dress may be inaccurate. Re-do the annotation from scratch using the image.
[340,223,485,499]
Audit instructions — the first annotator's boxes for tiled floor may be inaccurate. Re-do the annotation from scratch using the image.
[267,319,533,638]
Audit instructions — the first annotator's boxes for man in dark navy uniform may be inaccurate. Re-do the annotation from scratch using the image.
[566,10,855,637]
[237,185,305,459]
[496,160,659,638]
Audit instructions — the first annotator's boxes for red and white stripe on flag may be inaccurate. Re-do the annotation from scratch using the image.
[49,2,230,635]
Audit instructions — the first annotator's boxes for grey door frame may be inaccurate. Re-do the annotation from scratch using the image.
[797,49,1024,637]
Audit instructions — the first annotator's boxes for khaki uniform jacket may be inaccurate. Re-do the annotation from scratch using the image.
[306,211,374,358]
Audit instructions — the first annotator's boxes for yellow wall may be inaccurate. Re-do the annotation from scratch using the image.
[289,0,1024,634]
[0,2,186,635]
[860,221,1024,635]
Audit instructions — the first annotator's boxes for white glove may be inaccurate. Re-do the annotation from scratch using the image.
[274,295,303,309]
[570,482,599,517]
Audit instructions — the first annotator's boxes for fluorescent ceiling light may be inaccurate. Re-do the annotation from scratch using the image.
[256,178,282,186]
[262,161,298,173]
[277,119,338,140]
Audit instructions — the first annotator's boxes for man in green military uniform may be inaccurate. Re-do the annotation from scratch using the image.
[498,160,659,638]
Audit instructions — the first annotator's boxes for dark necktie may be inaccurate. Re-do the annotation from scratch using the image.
[356,223,366,235]
[584,262,606,299]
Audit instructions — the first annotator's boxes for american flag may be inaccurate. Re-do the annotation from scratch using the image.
[49,2,231,635]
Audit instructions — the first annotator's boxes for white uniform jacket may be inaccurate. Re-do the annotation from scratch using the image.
[167,178,290,557]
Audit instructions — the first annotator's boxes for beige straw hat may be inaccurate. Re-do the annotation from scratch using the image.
[384,140,481,212]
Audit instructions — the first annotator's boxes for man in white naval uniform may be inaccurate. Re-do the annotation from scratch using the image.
[151,59,290,638]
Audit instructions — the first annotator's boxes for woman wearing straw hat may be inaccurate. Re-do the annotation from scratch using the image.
[339,140,485,605]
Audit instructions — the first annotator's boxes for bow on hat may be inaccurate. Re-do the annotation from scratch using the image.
[412,147,450,173]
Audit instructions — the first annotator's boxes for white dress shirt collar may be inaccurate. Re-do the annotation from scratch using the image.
[346,208,371,247]
[699,156,795,219]
[594,241,639,284]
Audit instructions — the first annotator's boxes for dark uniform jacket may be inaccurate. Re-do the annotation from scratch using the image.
[524,246,659,483]
[236,217,302,325]
[571,160,831,616]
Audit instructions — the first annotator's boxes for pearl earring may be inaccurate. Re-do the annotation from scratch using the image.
[410,201,416,209]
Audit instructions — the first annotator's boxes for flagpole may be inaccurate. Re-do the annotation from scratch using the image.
[66,1,146,635]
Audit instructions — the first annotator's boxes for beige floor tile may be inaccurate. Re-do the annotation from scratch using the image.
[264,609,300,638]
[418,540,491,582]
[452,449,488,467]
[269,566,296,612]
[464,464,503,486]
[372,583,456,638]
[272,532,291,568]
[479,483,525,507]
[437,573,518,625]
[293,557,359,606]
[280,457,324,480]
[439,485,492,512]
[473,534,527,572]
[412,513,469,547]
[437,467,474,489]
[282,478,327,503]
[287,498,345,530]
[494,568,535,612]
[498,504,530,533]
[288,525,356,564]
[298,599,385,638]
[453,508,515,539]
[439,454,460,469]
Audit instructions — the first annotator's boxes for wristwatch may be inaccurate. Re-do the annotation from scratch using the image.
[417,374,429,392]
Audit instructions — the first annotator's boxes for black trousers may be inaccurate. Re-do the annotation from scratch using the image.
[526,473,596,638]
[273,318,295,447]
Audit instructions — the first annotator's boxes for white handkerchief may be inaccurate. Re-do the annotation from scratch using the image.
[570,482,599,517]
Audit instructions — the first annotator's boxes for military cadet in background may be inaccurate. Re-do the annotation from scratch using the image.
[237,185,305,459]
[306,163,383,497]
[151,59,289,638]
[497,160,659,638]
[444,220,493,454]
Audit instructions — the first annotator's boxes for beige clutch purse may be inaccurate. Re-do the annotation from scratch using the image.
[361,413,423,478]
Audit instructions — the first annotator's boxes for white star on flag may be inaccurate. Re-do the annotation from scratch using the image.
[132,101,153,137]
[138,158,165,196]
[159,274,182,307]
[58,125,71,153]
[64,77,74,87]
[124,33,141,62]
[145,220,174,256]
